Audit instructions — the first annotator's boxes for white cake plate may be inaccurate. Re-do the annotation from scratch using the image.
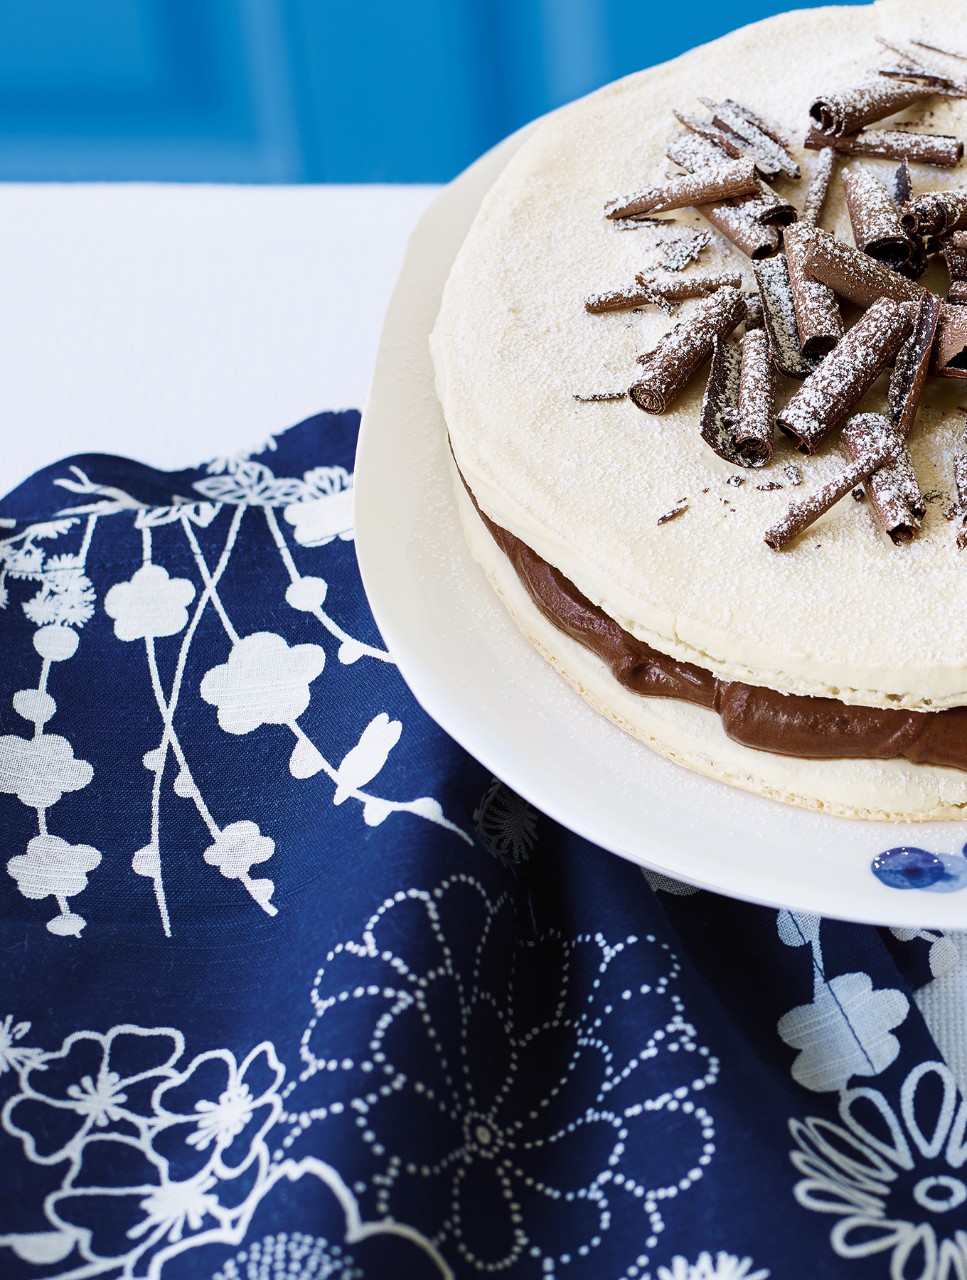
[355,124,967,928]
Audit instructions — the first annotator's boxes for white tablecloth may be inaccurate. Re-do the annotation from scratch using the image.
[0,180,961,1075]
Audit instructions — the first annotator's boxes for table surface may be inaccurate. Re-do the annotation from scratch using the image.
[0,183,436,494]
[1,179,963,1076]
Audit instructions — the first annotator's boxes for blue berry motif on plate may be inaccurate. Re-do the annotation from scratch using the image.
[871,844,967,893]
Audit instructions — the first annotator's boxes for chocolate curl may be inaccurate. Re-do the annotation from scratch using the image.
[699,335,745,464]
[804,127,963,168]
[629,285,745,414]
[776,297,915,454]
[956,455,967,547]
[876,36,967,96]
[944,231,967,304]
[933,303,967,378]
[765,414,899,549]
[667,131,791,208]
[735,329,775,464]
[743,294,765,331]
[889,292,942,438]
[843,413,923,543]
[699,97,801,180]
[584,272,743,314]
[901,191,967,237]
[673,110,783,181]
[800,227,927,308]
[889,158,913,208]
[810,79,931,137]
[666,136,787,256]
[801,148,837,226]
[783,223,844,358]
[753,254,819,379]
[842,164,916,269]
[605,159,760,220]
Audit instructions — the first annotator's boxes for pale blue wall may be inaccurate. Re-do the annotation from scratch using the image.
[0,0,868,182]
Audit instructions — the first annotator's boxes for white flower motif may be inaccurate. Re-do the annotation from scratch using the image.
[658,1252,770,1280]
[130,1173,219,1243]
[202,821,276,914]
[0,1014,42,1075]
[202,821,274,879]
[283,468,354,546]
[153,1043,284,1179]
[777,971,909,1092]
[65,1068,128,1126]
[7,834,101,901]
[104,563,195,641]
[0,733,93,808]
[293,876,719,1275]
[3,1025,184,1165]
[200,632,325,734]
[790,1061,967,1279]
[22,554,96,628]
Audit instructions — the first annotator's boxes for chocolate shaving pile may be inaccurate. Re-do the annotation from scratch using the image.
[580,35,967,551]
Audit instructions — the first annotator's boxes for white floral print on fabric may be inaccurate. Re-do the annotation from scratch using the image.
[200,632,326,734]
[104,563,196,640]
[0,1020,450,1279]
[284,874,720,1280]
[657,1253,769,1280]
[776,911,909,1092]
[0,446,471,942]
[790,1061,967,1280]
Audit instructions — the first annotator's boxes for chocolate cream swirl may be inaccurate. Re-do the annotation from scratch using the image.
[470,486,967,772]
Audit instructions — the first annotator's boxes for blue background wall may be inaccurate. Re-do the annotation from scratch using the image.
[0,0,867,182]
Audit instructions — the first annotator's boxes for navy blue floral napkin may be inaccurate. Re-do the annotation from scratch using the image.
[0,412,962,1280]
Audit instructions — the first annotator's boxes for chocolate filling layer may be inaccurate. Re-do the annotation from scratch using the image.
[467,482,967,772]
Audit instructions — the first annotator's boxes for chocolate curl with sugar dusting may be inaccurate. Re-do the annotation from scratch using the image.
[842,164,916,270]
[889,292,942,438]
[674,110,783,181]
[665,136,785,257]
[944,232,967,304]
[585,272,742,314]
[801,226,927,308]
[801,148,837,226]
[804,127,963,167]
[735,329,775,465]
[932,303,967,378]
[605,159,759,220]
[843,413,923,543]
[783,223,844,358]
[876,36,967,96]
[743,293,764,331]
[955,455,967,547]
[889,158,913,207]
[776,297,915,453]
[765,414,900,549]
[630,285,745,414]
[753,254,820,379]
[699,335,745,465]
[810,78,931,137]
[699,97,801,179]
[901,190,967,237]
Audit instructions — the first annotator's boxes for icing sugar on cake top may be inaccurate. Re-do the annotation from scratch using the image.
[432,0,967,712]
